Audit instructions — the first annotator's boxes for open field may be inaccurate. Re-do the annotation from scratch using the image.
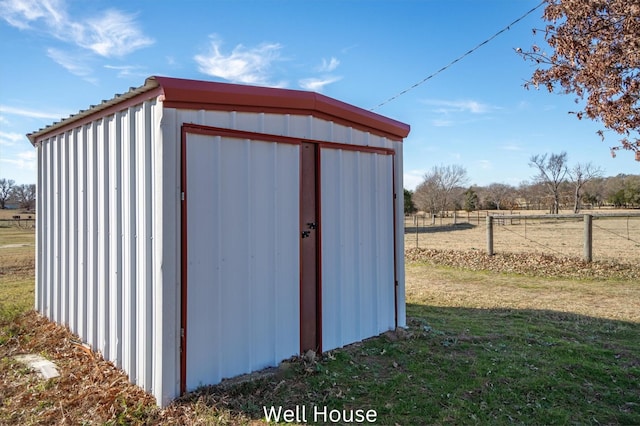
[405,209,640,263]
[1,215,639,424]
[0,211,35,322]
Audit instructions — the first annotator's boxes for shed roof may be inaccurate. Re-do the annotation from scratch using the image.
[27,76,410,145]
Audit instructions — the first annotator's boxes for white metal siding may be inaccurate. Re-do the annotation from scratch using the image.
[185,133,300,391]
[34,99,175,405]
[320,148,396,351]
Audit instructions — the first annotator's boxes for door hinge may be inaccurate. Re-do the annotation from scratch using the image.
[181,192,185,201]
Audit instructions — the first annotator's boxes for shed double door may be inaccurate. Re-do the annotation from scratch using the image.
[182,126,396,393]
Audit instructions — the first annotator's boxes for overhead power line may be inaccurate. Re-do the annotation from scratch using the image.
[371,1,545,111]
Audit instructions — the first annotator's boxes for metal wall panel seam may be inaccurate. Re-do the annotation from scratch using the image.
[110,113,123,368]
[68,130,78,334]
[126,105,138,384]
[77,127,87,340]
[46,138,53,319]
[120,108,132,380]
[135,102,148,389]
[97,118,109,359]
[52,136,60,324]
[86,122,98,351]
[60,132,68,328]
[143,100,154,392]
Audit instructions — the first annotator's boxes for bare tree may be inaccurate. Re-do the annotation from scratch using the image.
[568,162,604,213]
[13,183,36,211]
[518,0,640,160]
[413,165,469,215]
[413,173,439,215]
[529,152,568,214]
[0,178,15,209]
[483,183,516,210]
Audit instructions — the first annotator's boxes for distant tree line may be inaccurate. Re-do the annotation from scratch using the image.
[406,158,640,215]
[0,178,36,210]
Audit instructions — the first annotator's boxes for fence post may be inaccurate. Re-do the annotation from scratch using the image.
[583,214,592,262]
[453,210,457,225]
[486,215,494,256]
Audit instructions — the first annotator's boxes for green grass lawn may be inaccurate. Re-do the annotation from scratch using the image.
[1,222,639,425]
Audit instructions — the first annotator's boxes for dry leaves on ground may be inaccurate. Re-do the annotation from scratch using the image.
[405,248,639,280]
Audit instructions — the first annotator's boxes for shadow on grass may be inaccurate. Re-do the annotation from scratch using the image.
[168,304,640,425]
[404,222,476,234]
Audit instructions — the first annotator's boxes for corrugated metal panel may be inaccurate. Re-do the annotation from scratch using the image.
[320,148,396,351]
[184,133,300,391]
[34,98,174,405]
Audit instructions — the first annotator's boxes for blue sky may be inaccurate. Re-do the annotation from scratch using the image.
[1,0,638,188]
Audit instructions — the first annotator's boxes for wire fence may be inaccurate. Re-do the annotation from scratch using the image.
[405,210,640,264]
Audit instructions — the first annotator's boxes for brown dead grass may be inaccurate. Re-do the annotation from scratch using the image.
[406,261,640,323]
[0,311,274,425]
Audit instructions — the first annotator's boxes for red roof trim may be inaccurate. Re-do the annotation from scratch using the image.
[27,76,410,144]
[154,76,409,141]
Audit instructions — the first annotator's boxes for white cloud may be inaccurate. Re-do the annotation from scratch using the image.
[0,131,24,146]
[299,76,342,92]
[194,36,286,86]
[0,0,64,29]
[0,104,66,120]
[47,48,96,82]
[318,57,339,72]
[0,150,37,170]
[104,64,146,78]
[82,10,154,57]
[1,0,154,58]
[422,99,497,114]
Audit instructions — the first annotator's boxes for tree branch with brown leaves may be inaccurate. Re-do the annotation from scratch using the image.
[518,0,640,160]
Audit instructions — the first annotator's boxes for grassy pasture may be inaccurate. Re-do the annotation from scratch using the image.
[405,209,640,263]
[0,212,639,424]
[0,210,35,323]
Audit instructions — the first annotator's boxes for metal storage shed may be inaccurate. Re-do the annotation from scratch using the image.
[27,76,410,406]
